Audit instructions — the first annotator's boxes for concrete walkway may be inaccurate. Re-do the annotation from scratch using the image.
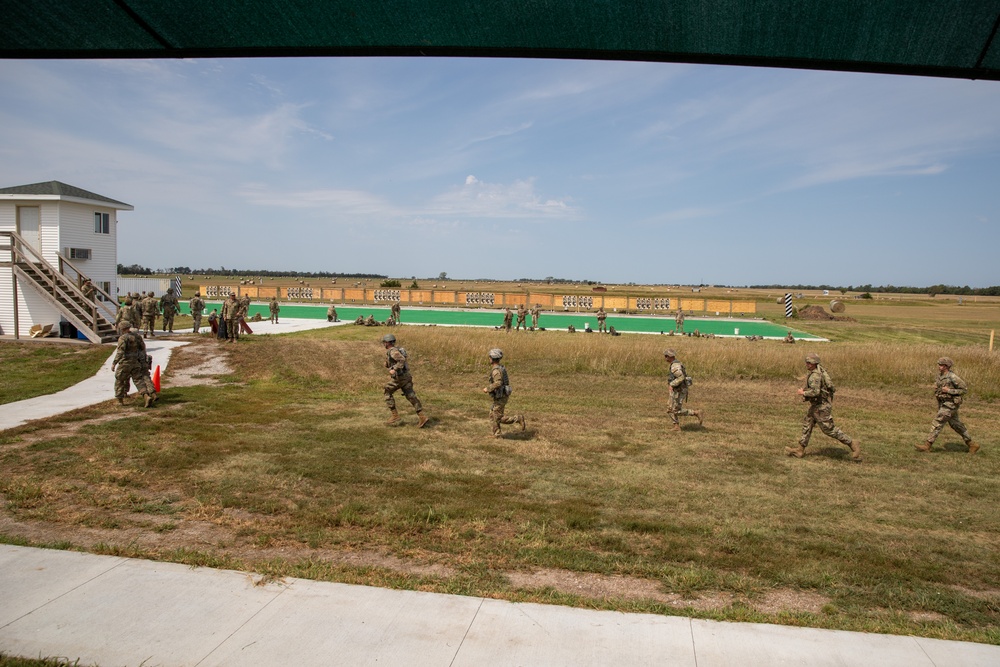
[1,544,997,667]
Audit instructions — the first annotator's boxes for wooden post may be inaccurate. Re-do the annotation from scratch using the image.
[990,329,995,353]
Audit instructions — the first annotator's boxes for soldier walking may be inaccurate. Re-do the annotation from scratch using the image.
[140,291,159,338]
[675,309,685,333]
[483,348,525,438]
[917,357,978,454]
[787,353,861,462]
[382,333,429,427]
[111,322,157,407]
[159,288,179,333]
[189,292,205,333]
[663,349,703,431]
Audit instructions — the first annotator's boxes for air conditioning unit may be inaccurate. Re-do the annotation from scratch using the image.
[65,247,92,260]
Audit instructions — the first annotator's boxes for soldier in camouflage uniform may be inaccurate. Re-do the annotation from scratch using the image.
[159,288,179,333]
[141,292,159,338]
[502,307,513,333]
[327,302,338,322]
[111,322,157,407]
[221,293,240,343]
[269,296,280,323]
[786,354,861,462]
[129,293,143,327]
[531,305,540,330]
[81,278,96,300]
[483,348,525,438]
[381,333,429,427]
[916,357,979,454]
[596,308,607,333]
[675,309,685,333]
[663,349,703,431]
[515,304,528,331]
[115,296,133,335]
[391,301,401,323]
[189,292,205,333]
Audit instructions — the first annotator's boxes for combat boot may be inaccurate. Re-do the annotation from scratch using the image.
[849,439,863,463]
[518,415,526,431]
[785,445,805,458]
[694,410,704,426]
[968,441,980,454]
[385,409,401,426]
[914,442,932,452]
[116,397,125,406]
[671,423,681,432]
[143,394,154,408]
[417,412,429,428]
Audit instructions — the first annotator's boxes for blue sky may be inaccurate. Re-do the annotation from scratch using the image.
[1,57,998,287]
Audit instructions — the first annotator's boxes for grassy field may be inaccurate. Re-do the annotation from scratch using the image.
[1,295,998,645]
[0,343,111,406]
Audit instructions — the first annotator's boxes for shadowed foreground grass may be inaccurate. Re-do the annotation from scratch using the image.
[1,325,998,645]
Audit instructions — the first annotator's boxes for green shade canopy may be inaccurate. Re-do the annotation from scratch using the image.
[3,0,999,81]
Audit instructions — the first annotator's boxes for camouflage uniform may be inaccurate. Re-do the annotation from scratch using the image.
[115,297,139,334]
[485,352,524,437]
[391,301,401,322]
[81,279,96,300]
[919,358,978,453]
[189,293,205,333]
[129,294,143,328]
[112,327,156,406]
[597,308,607,333]
[503,308,513,333]
[159,289,179,332]
[675,310,685,333]
[141,293,159,338]
[531,306,540,329]
[665,351,702,429]
[515,305,528,331]
[327,304,337,322]
[789,354,860,461]
[382,335,428,427]
[221,294,240,342]
[269,297,280,323]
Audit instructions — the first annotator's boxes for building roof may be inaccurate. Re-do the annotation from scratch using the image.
[0,181,133,210]
[1,1,998,81]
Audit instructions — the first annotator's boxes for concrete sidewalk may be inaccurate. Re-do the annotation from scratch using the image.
[0,545,997,667]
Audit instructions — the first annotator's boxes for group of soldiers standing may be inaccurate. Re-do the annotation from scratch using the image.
[502,304,542,332]
[113,288,181,338]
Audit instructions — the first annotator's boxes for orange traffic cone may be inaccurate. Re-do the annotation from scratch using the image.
[152,365,161,392]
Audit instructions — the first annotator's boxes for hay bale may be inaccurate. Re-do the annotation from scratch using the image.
[830,300,846,313]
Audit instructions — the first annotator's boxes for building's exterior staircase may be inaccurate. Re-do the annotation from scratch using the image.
[2,230,119,343]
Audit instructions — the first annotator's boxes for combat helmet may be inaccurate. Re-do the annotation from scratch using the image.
[382,333,396,344]
[663,349,677,358]
[805,353,821,365]
[489,348,503,360]
[937,357,954,368]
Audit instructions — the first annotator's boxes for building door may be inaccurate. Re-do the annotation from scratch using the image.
[16,206,42,259]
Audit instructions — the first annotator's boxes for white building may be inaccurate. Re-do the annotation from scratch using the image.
[0,181,132,342]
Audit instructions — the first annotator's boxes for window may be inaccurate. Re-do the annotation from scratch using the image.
[94,212,110,234]
[68,248,92,260]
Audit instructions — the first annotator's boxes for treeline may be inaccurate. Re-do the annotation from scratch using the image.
[748,284,1000,296]
[118,264,386,280]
